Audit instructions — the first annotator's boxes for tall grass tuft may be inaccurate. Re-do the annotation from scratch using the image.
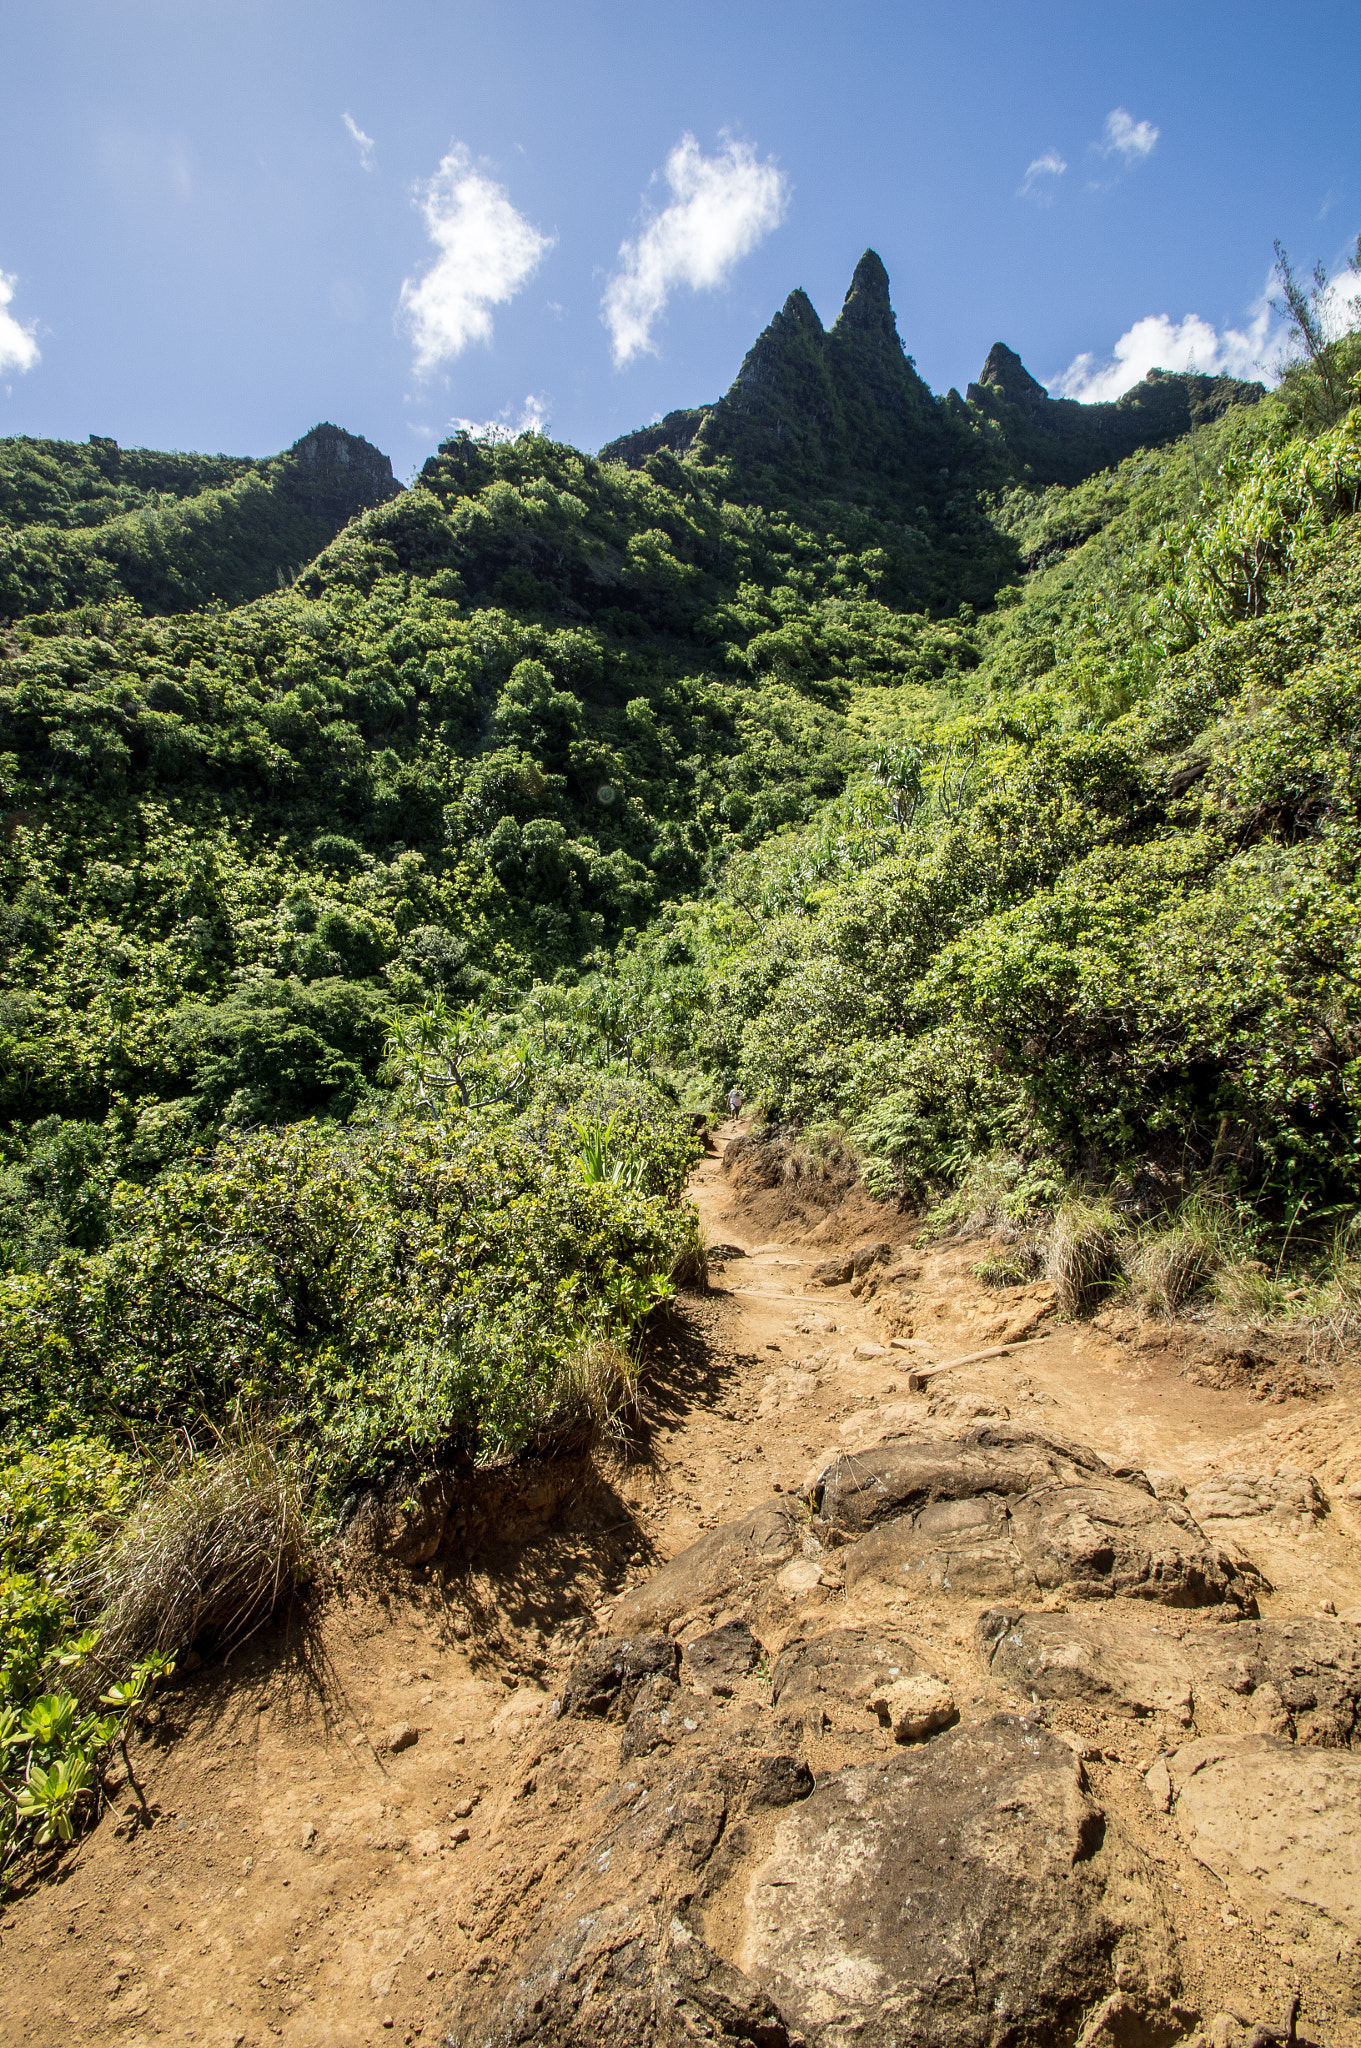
[79,1431,311,1664]
[546,1338,643,1444]
[1044,1197,1125,1317]
[1129,1196,1229,1315]
[667,1210,710,1290]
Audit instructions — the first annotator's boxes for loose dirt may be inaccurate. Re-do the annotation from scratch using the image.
[3,1124,1359,2048]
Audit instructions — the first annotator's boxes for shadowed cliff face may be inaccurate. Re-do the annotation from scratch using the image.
[599,248,1263,503]
[0,421,400,617]
[967,343,1264,487]
[275,423,401,526]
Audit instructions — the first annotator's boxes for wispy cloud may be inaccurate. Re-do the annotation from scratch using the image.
[446,393,552,443]
[1311,261,1361,342]
[343,112,375,173]
[1051,284,1279,404]
[399,144,554,375]
[1099,108,1159,165]
[0,271,40,378]
[1018,150,1067,203]
[603,134,787,367]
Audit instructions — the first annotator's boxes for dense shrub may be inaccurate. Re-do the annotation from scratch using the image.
[0,1109,697,1494]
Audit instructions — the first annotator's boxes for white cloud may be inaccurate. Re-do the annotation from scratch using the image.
[1019,150,1067,202]
[343,112,375,172]
[399,145,554,375]
[446,393,551,443]
[1321,262,1361,337]
[603,133,788,367]
[1100,108,1159,164]
[0,271,39,377]
[1051,287,1279,403]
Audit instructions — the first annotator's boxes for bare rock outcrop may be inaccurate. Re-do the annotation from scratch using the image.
[446,1428,1361,2045]
[1160,1736,1361,2010]
[770,1627,945,1737]
[812,1428,1261,1609]
[611,1498,806,1633]
[977,1611,1361,1746]
[453,1713,1185,2048]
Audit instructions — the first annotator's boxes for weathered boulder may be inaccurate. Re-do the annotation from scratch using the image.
[1183,1618,1361,1747]
[771,1627,936,1735]
[810,1425,1112,1533]
[867,1671,959,1742]
[611,1498,805,1633]
[976,1607,1197,1722]
[454,1713,1183,2048]
[810,1430,1259,1609]
[561,1632,678,1719]
[811,1256,853,1286]
[1185,1467,1328,1530]
[848,1474,1256,1607]
[743,1716,1174,2047]
[977,1610,1360,1745]
[683,1618,764,1694]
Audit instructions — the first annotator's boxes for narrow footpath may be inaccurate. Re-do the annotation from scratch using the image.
[2,1125,1358,2048]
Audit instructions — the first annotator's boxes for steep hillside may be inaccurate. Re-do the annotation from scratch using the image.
[602,248,1262,603]
[2,251,1360,1929]
[0,422,398,617]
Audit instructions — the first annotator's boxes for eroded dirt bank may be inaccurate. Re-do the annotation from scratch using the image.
[3,1125,1360,2048]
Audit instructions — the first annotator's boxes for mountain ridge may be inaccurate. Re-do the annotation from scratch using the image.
[600,246,1263,496]
[0,421,398,618]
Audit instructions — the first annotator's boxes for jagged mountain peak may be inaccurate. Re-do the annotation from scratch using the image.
[832,248,898,343]
[976,342,1050,410]
[778,286,825,335]
[598,252,1264,497]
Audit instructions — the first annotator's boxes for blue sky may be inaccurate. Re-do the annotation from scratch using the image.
[2,1,1359,473]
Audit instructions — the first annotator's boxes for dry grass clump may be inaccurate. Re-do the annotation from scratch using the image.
[667,1212,710,1289]
[1044,1197,1125,1317]
[548,1338,642,1443]
[972,1243,1043,1289]
[1301,1253,1361,1359]
[1129,1197,1228,1315]
[1213,1260,1290,1320]
[723,1125,859,1198]
[79,1431,311,1663]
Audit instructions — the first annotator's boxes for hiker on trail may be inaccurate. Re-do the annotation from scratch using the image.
[727,1084,744,1118]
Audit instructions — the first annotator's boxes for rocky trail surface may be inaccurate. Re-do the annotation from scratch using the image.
[4,1127,1361,2048]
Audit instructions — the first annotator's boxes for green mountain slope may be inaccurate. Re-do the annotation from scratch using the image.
[0,254,1299,1193]
[0,423,398,618]
[1,252,1359,1605]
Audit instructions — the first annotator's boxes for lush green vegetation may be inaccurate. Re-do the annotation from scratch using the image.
[680,390,1361,1214]
[0,422,398,617]
[2,247,1358,1849]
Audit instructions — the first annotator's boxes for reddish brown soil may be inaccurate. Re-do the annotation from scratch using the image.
[2,1124,1359,2048]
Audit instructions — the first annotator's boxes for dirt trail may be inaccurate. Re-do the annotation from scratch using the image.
[3,1126,1360,2048]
